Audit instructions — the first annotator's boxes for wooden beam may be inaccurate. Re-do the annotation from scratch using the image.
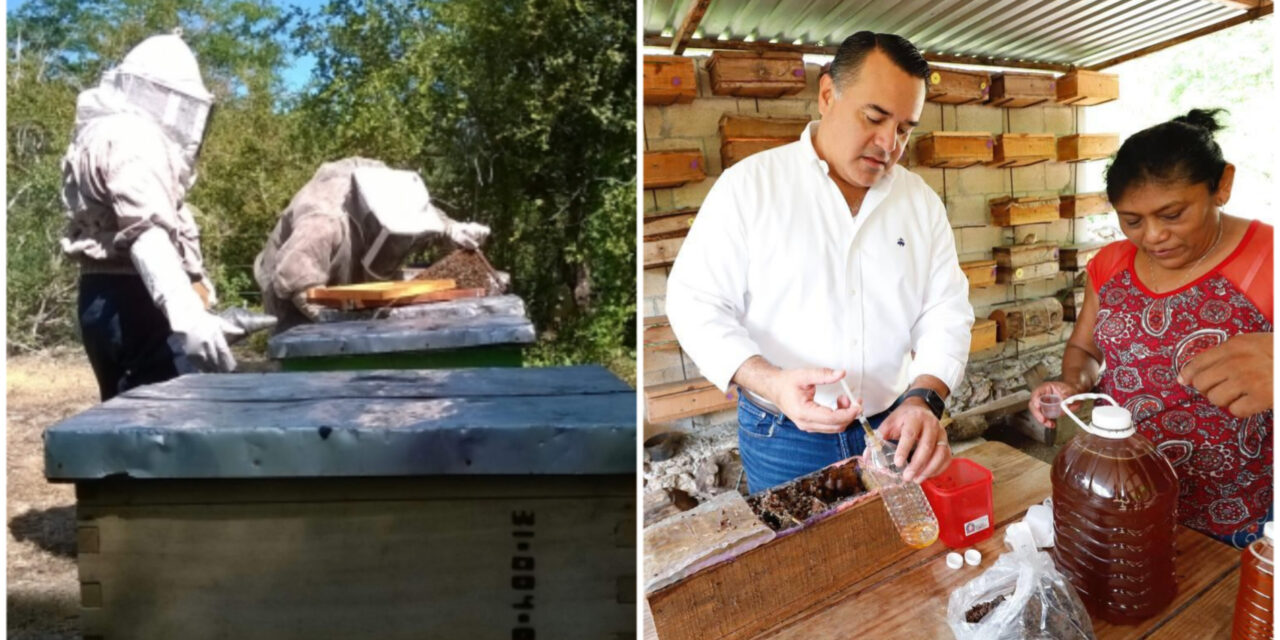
[669,0,714,56]
[1202,0,1268,9]
[644,35,1074,73]
[1085,4,1273,70]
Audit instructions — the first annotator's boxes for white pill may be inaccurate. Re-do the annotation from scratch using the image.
[964,549,982,566]
[946,552,963,569]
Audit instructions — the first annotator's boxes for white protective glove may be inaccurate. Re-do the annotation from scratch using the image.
[445,220,490,250]
[291,291,327,323]
[131,228,241,372]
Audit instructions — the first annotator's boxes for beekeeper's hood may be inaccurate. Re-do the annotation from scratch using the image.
[74,31,215,182]
[351,167,449,279]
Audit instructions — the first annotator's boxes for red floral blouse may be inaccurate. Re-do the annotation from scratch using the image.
[1086,220,1273,539]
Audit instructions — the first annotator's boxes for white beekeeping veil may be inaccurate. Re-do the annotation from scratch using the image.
[351,167,449,280]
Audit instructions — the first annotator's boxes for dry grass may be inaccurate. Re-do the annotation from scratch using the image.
[7,349,98,639]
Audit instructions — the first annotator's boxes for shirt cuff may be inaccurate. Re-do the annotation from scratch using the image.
[694,339,760,394]
[907,351,968,396]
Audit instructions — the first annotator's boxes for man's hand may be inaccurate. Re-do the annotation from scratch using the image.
[766,367,863,433]
[1178,332,1273,417]
[877,399,950,483]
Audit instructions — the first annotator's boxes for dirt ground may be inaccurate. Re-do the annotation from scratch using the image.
[7,349,98,639]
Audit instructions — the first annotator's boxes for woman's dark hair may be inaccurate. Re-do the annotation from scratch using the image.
[828,31,929,89]
[1105,108,1228,203]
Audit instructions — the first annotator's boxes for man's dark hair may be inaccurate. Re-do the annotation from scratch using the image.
[828,31,929,89]
[1105,108,1228,203]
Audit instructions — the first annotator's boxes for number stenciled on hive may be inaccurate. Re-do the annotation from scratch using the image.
[512,510,536,639]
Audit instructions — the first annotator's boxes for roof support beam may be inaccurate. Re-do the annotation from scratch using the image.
[1202,0,1269,10]
[1084,3,1272,70]
[644,36,1074,73]
[670,0,714,55]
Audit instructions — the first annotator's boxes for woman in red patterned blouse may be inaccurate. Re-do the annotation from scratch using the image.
[1030,109,1272,548]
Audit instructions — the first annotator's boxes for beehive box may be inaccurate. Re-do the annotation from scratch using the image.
[644,150,706,189]
[961,259,998,289]
[987,72,1056,108]
[1059,192,1111,218]
[926,67,991,105]
[1057,134,1119,163]
[644,235,685,269]
[706,51,806,98]
[994,242,1060,268]
[1059,245,1103,271]
[989,133,1056,168]
[990,196,1061,227]
[1063,287,1087,320]
[916,132,995,168]
[1056,69,1119,106]
[971,318,999,352]
[719,115,808,169]
[989,298,1065,340]
[996,261,1060,284]
[45,367,637,640]
[644,55,697,105]
[644,208,697,239]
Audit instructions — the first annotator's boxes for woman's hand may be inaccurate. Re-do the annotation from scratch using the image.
[1178,332,1273,417]
[1029,381,1084,428]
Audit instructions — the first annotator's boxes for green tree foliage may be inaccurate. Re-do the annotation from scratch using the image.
[7,0,637,378]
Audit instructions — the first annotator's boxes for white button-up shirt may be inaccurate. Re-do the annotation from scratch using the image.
[666,123,974,414]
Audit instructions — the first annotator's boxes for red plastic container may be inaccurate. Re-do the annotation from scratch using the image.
[922,457,994,549]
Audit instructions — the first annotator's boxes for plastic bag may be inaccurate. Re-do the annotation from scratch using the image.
[946,522,1095,640]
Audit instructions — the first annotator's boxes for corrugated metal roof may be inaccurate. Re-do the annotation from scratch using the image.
[644,0,1268,69]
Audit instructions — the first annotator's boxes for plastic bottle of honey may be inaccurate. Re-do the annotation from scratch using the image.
[1231,521,1274,640]
[1050,393,1179,625]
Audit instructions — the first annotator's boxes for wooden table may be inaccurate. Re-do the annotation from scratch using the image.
[644,441,1242,639]
[46,366,635,640]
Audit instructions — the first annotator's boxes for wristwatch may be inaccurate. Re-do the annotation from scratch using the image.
[901,388,946,419]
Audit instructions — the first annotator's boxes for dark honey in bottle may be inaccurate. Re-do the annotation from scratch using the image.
[1051,394,1179,625]
[1231,522,1274,640]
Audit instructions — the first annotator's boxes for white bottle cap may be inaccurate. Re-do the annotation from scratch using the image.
[1265,522,1274,541]
[1090,405,1134,438]
[964,549,981,566]
[946,552,963,569]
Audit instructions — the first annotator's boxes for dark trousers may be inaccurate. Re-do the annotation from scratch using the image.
[78,273,188,401]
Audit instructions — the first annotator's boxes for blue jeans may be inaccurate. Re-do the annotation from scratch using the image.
[78,273,191,401]
[738,395,891,494]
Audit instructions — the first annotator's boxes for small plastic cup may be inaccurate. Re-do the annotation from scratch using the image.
[1039,394,1063,420]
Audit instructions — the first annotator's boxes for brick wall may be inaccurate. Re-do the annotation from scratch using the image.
[643,55,1120,426]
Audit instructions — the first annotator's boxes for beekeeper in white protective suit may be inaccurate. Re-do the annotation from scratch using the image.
[60,31,240,400]
[254,157,490,332]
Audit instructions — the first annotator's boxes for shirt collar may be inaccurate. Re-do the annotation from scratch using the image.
[800,120,898,208]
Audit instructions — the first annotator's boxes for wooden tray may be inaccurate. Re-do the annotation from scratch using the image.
[307,279,456,304]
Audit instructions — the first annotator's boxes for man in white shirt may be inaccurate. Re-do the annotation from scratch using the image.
[666,32,974,493]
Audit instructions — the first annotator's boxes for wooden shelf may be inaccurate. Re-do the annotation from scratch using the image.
[645,377,738,423]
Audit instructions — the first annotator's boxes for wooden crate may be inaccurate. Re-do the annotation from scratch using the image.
[721,139,790,169]
[1056,69,1119,106]
[645,466,910,640]
[644,315,678,352]
[706,51,806,98]
[1059,192,1110,218]
[989,298,1064,341]
[988,133,1055,168]
[993,242,1060,268]
[1056,134,1119,163]
[644,208,697,240]
[644,55,697,105]
[987,72,1056,108]
[1062,287,1086,321]
[996,260,1060,284]
[1059,244,1102,271]
[916,132,994,168]
[925,67,991,105]
[645,377,737,423]
[990,196,1061,227]
[644,235,685,269]
[719,114,809,139]
[644,150,706,189]
[961,259,997,289]
[971,318,998,352]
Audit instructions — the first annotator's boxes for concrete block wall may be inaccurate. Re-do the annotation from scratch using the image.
[643,55,1122,418]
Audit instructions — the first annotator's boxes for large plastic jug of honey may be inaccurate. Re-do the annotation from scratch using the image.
[1050,393,1179,625]
[1231,521,1274,640]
